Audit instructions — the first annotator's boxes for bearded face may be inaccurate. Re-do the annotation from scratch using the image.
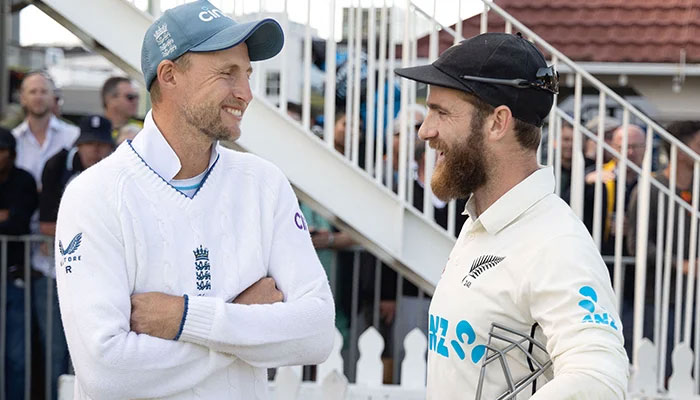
[429,106,490,201]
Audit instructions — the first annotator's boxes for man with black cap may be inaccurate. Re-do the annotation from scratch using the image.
[0,127,38,400]
[54,1,334,399]
[395,33,628,399]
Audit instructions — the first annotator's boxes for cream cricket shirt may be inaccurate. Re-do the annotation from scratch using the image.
[427,167,629,399]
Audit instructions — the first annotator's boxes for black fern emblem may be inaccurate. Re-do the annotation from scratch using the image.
[462,255,505,286]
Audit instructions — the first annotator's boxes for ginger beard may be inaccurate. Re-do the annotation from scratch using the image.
[430,109,489,201]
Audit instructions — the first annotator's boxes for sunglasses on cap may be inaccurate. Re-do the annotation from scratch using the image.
[460,66,559,94]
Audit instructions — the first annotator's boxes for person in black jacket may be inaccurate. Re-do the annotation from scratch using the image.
[0,127,38,400]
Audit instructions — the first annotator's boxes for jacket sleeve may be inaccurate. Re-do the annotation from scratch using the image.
[55,171,233,400]
[524,234,629,399]
[177,170,336,368]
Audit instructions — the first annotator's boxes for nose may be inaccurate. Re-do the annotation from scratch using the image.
[417,117,436,141]
[234,76,253,105]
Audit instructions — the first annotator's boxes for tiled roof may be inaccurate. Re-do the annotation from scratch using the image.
[410,0,700,63]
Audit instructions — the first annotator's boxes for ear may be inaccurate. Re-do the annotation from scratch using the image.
[155,60,179,92]
[485,105,513,142]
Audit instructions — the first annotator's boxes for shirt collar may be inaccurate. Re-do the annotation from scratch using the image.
[130,110,219,182]
[464,166,555,235]
[15,115,63,138]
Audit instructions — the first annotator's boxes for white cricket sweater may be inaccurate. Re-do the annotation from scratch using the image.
[55,113,335,399]
[427,167,629,399]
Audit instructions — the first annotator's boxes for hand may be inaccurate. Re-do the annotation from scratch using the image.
[130,292,185,340]
[380,300,396,325]
[233,277,284,305]
[310,229,334,249]
[0,209,8,222]
[585,170,615,185]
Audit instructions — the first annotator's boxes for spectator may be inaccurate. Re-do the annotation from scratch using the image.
[101,76,143,140]
[11,71,79,185]
[0,127,39,400]
[625,120,700,375]
[35,115,114,398]
[581,124,645,256]
[584,114,621,163]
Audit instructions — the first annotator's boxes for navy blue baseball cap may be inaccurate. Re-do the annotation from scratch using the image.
[76,115,114,146]
[141,0,284,90]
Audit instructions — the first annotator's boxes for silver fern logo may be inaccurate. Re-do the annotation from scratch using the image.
[462,255,505,288]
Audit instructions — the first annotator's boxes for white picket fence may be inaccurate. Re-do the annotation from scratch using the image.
[57,327,427,400]
[50,325,700,400]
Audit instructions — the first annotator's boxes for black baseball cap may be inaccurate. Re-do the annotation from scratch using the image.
[395,33,556,127]
[0,127,16,152]
[76,115,114,146]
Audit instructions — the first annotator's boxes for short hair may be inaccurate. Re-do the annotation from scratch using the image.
[665,121,700,156]
[20,70,56,93]
[101,77,131,108]
[149,53,191,105]
[458,91,541,151]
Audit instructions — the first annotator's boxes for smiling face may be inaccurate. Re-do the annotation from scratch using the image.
[174,44,253,143]
[418,86,491,201]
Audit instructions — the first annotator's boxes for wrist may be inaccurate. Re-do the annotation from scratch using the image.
[327,232,335,247]
[173,294,189,341]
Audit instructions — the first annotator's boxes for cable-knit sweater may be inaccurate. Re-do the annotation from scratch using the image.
[55,115,335,399]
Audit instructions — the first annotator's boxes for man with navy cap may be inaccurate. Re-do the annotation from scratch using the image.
[395,33,628,399]
[54,2,334,398]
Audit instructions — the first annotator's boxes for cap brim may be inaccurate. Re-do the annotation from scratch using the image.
[190,18,284,61]
[394,64,475,94]
[75,133,114,146]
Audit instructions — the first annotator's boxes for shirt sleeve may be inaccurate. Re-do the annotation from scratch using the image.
[178,170,335,368]
[55,171,234,400]
[523,234,629,399]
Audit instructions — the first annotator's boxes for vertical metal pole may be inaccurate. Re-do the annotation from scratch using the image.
[301,0,312,129]
[397,0,410,204]
[348,250,361,383]
[324,0,337,147]
[554,117,562,196]
[479,2,488,34]
[46,275,54,400]
[23,240,31,400]
[279,0,289,115]
[684,161,699,343]
[569,73,584,219]
[656,193,667,384]
[612,109,629,312]
[0,238,8,400]
[0,0,9,120]
[374,1,388,184]
[392,275,403,384]
[546,56,558,168]
[365,4,377,175]
[454,0,462,44]
[592,92,606,250]
[373,259,381,329]
[351,4,362,165]
[385,4,396,189]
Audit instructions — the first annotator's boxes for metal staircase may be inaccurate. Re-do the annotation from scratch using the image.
[31,0,700,397]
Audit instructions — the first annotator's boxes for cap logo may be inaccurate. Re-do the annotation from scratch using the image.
[91,116,100,128]
[154,23,177,57]
[199,6,225,22]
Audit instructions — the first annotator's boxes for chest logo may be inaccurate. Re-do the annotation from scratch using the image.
[462,255,505,288]
[193,245,211,292]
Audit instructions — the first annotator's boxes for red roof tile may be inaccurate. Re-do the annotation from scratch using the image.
[408,0,700,63]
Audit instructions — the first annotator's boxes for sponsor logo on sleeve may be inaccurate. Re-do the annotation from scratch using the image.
[578,285,618,331]
[59,232,83,274]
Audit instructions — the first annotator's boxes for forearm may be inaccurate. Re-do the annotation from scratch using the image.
[179,281,335,367]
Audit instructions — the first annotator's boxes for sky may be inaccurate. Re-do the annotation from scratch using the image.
[20,0,484,46]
